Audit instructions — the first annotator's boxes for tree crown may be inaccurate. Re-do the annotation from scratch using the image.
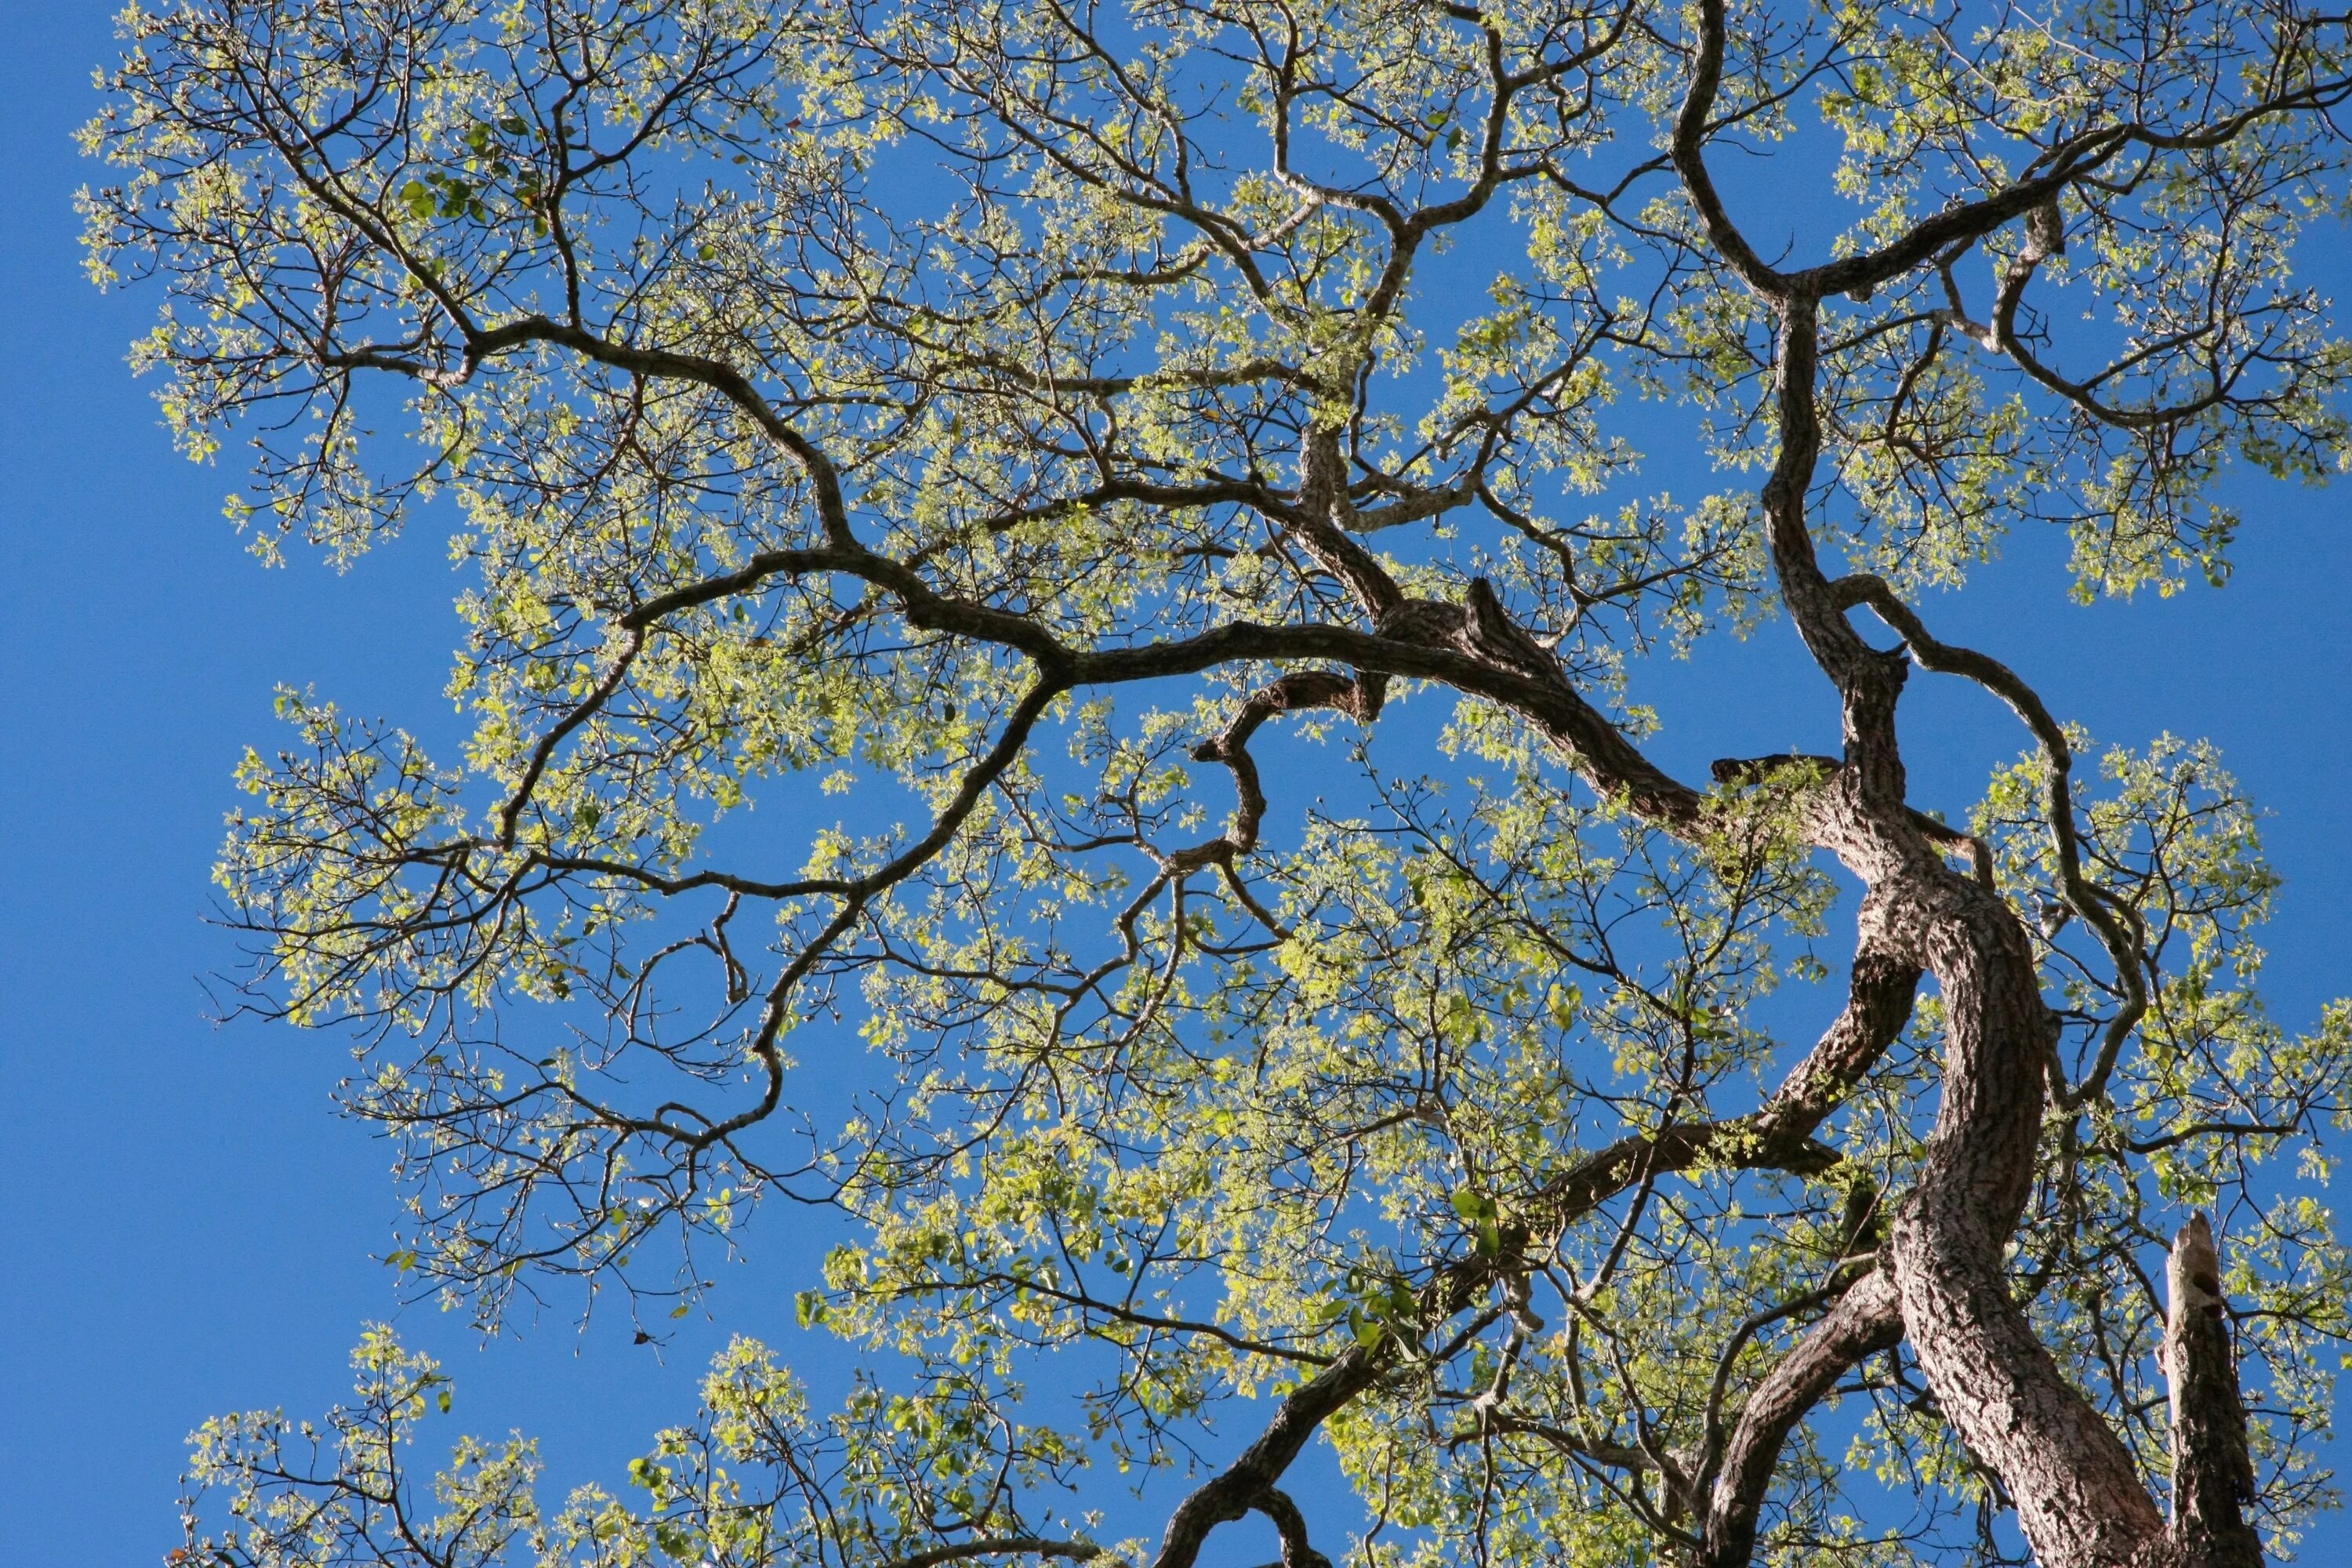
[82,0,2352,1563]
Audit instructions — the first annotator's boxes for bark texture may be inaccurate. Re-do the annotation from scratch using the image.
[119,2,2327,1563]
[2157,1216,2263,1568]
[1656,9,2280,1551]
[1699,1269,1904,1567]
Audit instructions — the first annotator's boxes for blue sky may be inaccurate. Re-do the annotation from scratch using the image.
[5,4,2352,1564]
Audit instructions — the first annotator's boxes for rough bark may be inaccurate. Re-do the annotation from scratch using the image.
[1653,11,2280,1543]
[129,4,2313,1561]
[2158,1215,2263,1568]
[1883,866,2168,1567]
[1698,1269,1905,1568]
[1149,1352,1381,1568]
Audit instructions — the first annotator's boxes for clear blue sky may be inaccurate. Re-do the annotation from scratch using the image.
[5,5,2352,1564]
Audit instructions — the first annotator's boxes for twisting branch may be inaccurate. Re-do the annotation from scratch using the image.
[1831,572,2149,1109]
[1189,669,1380,857]
[1185,667,1381,933]
[1686,136,2176,1568]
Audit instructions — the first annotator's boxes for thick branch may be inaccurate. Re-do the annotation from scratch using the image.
[1249,1488,1332,1568]
[1147,1352,1379,1568]
[1835,572,2148,1107]
[1698,1269,1904,1568]
[2161,1214,2262,1568]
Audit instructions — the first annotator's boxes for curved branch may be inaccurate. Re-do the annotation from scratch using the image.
[1833,572,2148,1109]
[1668,0,1794,296]
[494,626,644,848]
[1189,668,1379,861]
[1697,1269,1904,1568]
[1147,1351,1380,1568]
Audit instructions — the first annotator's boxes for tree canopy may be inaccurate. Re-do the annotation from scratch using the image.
[78,0,2352,1563]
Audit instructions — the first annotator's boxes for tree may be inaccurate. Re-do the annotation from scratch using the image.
[79,0,2352,1563]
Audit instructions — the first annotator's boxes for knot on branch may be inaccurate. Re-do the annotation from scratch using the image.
[2024,195,2067,263]
[1367,579,1567,693]
[1371,594,1467,646]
